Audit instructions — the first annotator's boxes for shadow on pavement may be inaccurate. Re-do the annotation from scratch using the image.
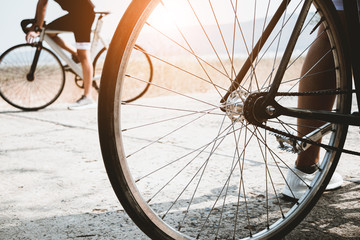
[286,182,360,239]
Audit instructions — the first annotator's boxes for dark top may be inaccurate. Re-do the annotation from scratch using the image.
[54,0,95,13]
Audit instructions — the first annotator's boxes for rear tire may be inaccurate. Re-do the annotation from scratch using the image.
[93,45,153,103]
[99,0,351,239]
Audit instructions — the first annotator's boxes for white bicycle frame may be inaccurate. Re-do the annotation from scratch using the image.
[38,13,109,81]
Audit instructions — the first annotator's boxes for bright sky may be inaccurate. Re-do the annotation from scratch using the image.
[0,0,304,54]
[0,0,131,53]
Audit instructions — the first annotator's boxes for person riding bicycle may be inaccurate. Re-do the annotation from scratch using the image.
[26,0,96,110]
[282,0,360,199]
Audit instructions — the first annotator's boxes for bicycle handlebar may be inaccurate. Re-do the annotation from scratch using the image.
[21,19,37,34]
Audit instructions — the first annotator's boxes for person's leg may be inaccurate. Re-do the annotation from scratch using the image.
[296,24,336,169]
[77,48,93,98]
[67,47,95,110]
[65,10,95,110]
[46,14,79,61]
[72,10,95,98]
[282,22,343,199]
[47,33,78,57]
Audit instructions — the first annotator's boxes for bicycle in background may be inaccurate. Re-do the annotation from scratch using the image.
[0,12,153,111]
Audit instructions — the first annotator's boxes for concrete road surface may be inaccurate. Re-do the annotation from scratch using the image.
[0,102,359,239]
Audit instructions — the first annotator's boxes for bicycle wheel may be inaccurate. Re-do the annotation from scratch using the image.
[0,43,65,111]
[93,45,153,102]
[99,0,351,239]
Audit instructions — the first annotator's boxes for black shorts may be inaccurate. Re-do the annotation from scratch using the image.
[47,10,95,43]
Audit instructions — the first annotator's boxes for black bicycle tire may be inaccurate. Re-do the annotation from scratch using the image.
[98,0,351,239]
[93,45,153,103]
[92,47,106,91]
[0,43,65,111]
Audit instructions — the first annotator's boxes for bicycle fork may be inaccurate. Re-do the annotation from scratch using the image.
[27,43,43,81]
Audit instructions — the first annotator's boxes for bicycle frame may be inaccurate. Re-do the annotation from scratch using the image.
[35,13,109,80]
[343,0,360,111]
[42,30,83,78]
[90,14,109,60]
[225,0,360,127]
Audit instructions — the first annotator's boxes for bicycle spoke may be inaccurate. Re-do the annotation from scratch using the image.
[160,0,224,98]
[134,122,245,184]
[125,74,219,108]
[160,116,229,219]
[123,107,220,132]
[144,22,232,81]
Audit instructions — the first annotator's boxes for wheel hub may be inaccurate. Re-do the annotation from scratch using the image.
[224,91,277,125]
[224,90,248,122]
[243,92,278,125]
[26,73,34,81]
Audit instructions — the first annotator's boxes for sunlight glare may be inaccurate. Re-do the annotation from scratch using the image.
[147,1,194,31]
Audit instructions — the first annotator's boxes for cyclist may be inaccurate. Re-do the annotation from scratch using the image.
[26,0,96,110]
[283,0,360,199]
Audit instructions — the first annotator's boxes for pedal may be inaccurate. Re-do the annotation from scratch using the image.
[63,65,77,76]
[272,122,334,154]
[271,132,304,153]
[63,65,71,71]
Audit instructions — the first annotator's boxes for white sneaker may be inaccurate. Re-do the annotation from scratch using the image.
[282,166,343,200]
[68,95,96,110]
